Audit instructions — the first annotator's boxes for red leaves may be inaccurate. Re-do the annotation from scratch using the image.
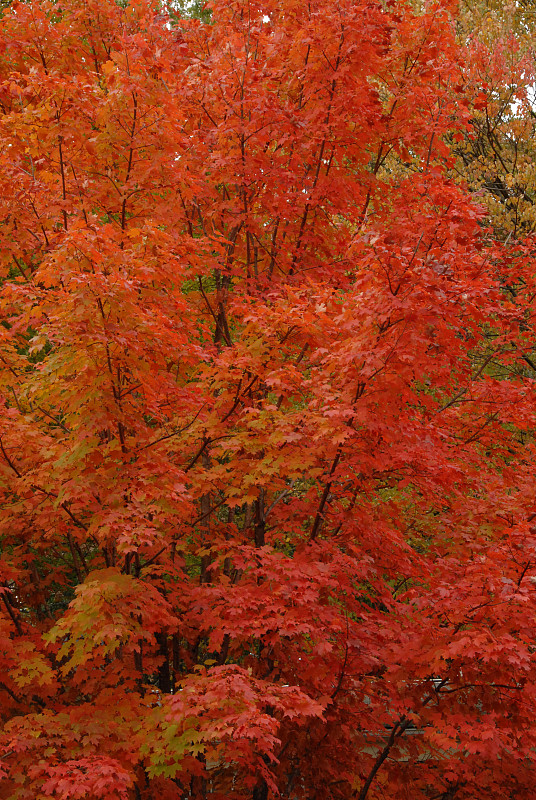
[37,757,133,800]
[1,0,536,798]
[143,665,323,789]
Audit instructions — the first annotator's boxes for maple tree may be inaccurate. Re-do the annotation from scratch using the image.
[2,0,536,798]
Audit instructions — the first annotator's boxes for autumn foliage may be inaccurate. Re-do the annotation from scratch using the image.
[1,0,536,798]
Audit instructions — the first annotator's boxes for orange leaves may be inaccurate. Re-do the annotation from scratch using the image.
[46,569,178,676]
[2,0,536,798]
[8,641,55,690]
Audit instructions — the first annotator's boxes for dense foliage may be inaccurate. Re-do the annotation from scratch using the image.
[1,0,536,798]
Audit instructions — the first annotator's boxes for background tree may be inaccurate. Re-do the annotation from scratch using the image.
[453,0,536,240]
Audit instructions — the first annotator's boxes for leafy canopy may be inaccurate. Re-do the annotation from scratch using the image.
[1,0,536,799]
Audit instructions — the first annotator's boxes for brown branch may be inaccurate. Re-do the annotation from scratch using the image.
[354,679,448,800]
[139,404,207,452]
[58,135,68,230]
[0,437,22,478]
[66,533,83,582]
[2,594,23,635]
[61,504,89,532]
[185,437,212,473]
[0,681,23,705]
[121,91,138,233]
[12,256,29,281]
[354,717,408,800]
[437,349,501,413]
[310,451,342,541]
[189,496,228,528]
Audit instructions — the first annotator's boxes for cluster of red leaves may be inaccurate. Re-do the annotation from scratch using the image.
[1,0,536,798]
